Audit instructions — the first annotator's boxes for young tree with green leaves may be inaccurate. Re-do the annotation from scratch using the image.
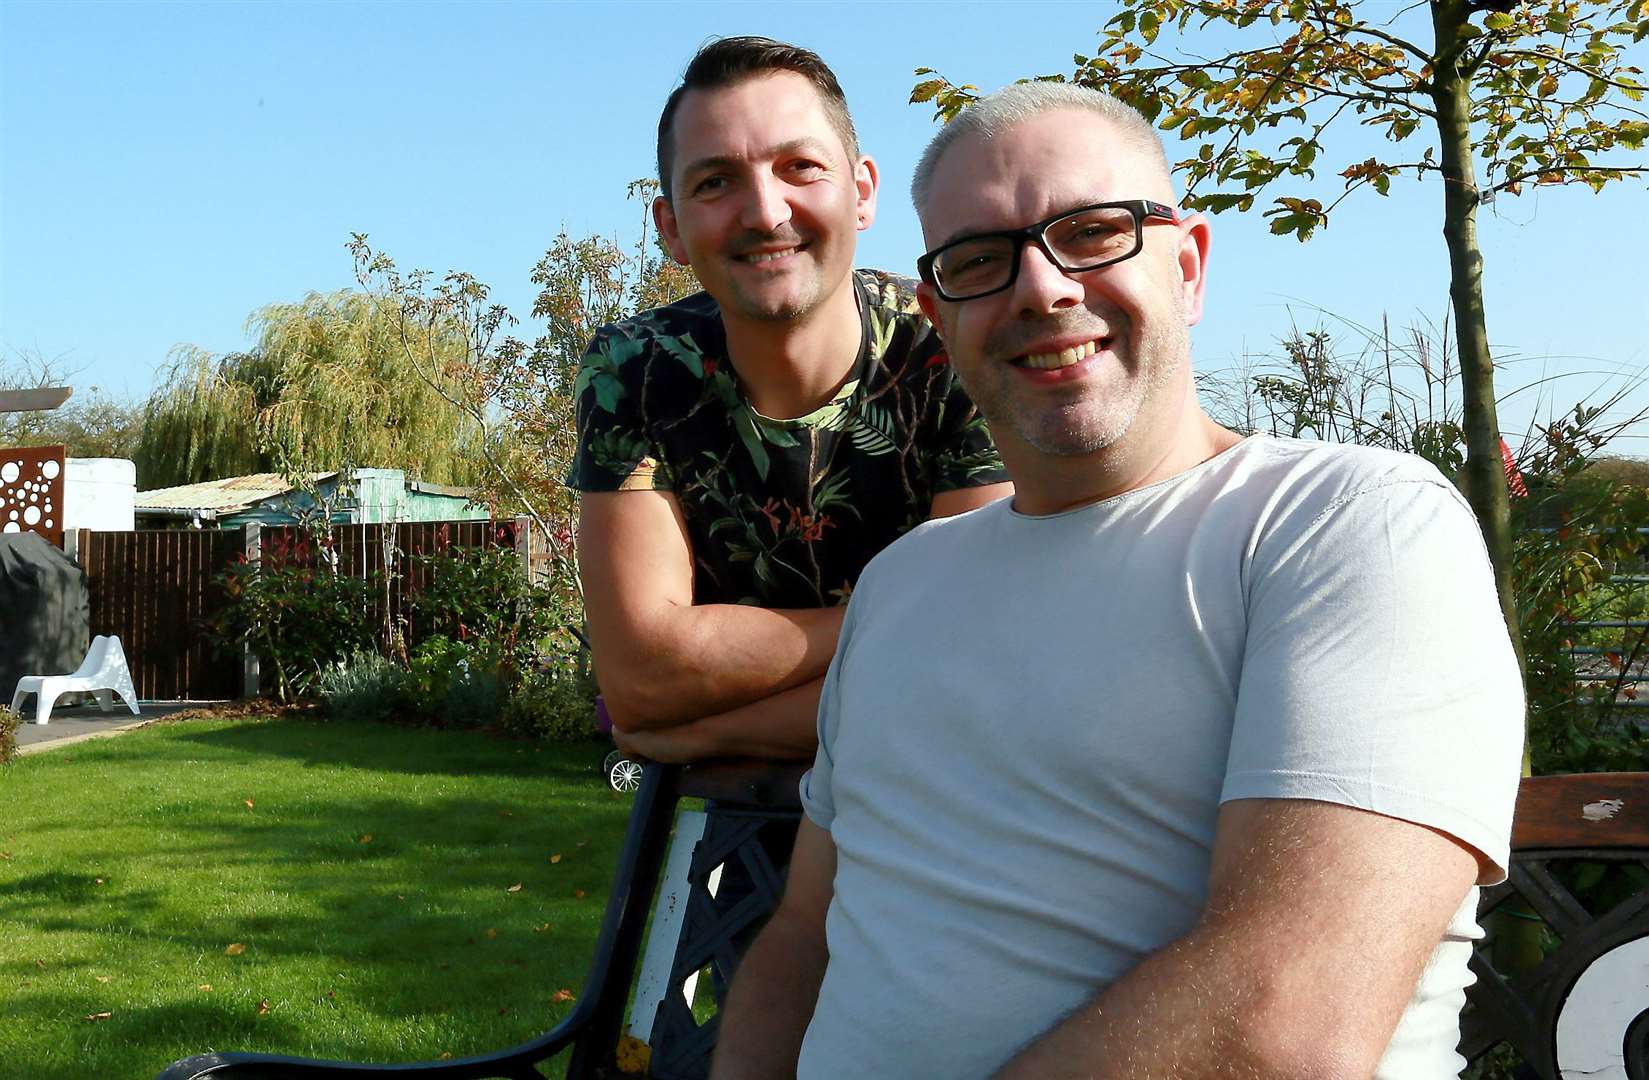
[915,0,1647,672]
[349,178,696,552]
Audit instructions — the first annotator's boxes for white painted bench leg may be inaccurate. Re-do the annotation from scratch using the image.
[628,809,719,1044]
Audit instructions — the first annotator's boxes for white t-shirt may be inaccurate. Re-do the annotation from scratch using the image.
[798,436,1524,1079]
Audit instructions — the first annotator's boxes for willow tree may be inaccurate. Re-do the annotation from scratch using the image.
[135,290,487,489]
[349,178,697,545]
[916,0,1647,671]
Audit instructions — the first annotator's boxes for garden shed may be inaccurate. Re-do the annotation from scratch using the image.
[134,469,488,529]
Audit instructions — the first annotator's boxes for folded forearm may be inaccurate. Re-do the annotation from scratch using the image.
[601,604,844,729]
[615,678,824,762]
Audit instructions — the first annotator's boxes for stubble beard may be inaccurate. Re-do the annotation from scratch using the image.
[720,229,831,324]
[963,311,1189,459]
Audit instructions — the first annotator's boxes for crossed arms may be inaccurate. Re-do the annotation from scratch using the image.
[578,483,1010,762]
[711,797,1482,1079]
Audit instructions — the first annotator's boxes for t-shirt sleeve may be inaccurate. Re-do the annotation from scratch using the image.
[1220,475,1524,884]
[564,328,671,494]
[926,361,1010,494]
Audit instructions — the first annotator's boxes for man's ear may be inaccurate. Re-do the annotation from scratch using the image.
[1177,211,1212,327]
[653,196,691,266]
[854,156,880,233]
[915,281,947,341]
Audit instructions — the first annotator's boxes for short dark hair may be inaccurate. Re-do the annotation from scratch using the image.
[656,36,859,201]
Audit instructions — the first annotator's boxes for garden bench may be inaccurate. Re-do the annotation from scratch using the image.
[158,768,1649,1080]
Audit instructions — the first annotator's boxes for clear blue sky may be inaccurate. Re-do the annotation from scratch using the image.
[2,0,1645,449]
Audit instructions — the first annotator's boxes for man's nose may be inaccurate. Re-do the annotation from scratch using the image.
[740,174,792,234]
[1011,241,1086,316]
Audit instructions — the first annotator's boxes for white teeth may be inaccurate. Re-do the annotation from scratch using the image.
[1020,339,1099,370]
[745,248,799,264]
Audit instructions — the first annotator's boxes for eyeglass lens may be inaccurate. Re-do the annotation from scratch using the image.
[933,205,1140,299]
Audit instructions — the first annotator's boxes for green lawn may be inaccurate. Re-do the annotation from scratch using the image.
[0,711,633,1080]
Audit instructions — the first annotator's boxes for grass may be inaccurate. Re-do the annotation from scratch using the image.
[0,709,632,1080]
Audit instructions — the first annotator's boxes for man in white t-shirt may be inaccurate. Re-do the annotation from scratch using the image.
[710,82,1524,1080]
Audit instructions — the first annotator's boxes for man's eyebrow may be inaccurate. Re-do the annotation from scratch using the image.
[679,137,839,180]
[934,198,1111,248]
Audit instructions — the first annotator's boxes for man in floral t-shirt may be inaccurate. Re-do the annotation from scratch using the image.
[568,37,1009,763]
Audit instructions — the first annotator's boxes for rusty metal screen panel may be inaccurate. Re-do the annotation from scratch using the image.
[0,444,66,547]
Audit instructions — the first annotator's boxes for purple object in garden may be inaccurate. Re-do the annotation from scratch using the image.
[595,695,613,735]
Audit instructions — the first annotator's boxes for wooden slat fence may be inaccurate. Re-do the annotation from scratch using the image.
[75,518,548,701]
[77,528,243,700]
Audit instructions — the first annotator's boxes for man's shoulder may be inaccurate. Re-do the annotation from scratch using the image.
[596,288,723,343]
[854,267,926,320]
[1232,435,1461,506]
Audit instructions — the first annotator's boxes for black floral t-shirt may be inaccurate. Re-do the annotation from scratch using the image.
[567,268,1006,608]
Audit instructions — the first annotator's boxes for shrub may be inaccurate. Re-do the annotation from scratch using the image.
[502,668,599,744]
[319,650,407,726]
[406,540,564,688]
[400,634,505,729]
[0,705,18,766]
[209,531,379,703]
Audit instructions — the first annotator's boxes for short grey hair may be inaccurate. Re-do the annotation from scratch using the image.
[910,82,1172,215]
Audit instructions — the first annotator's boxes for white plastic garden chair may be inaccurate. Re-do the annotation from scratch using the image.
[9,635,141,725]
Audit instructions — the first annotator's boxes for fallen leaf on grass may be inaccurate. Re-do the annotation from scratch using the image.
[551,989,575,1004]
[549,854,562,864]
[85,1011,112,1022]
[507,883,522,893]
[485,928,498,939]
[439,1053,452,1061]
[359,834,372,844]
[498,1007,509,1016]
[497,810,514,818]
[0,851,12,860]
[438,962,451,970]
[257,999,270,1015]
[532,923,553,933]
[225,943,246,956]
[198,984,213,992]
[573,889,586,899]
[34,960,45,969]
[94,878,104,885]
[95,975,112,984]
[576,840,588,848]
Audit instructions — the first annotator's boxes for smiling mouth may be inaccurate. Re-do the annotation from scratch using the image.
[1015,338,1102,370]
[738,245,807,264]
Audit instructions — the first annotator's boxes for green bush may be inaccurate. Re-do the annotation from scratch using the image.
[407,542,562,687]
[442,669,503,729]
[502,668,599,743]
[401,635,505,729]
[209,531,379,703]
[0,704,18,766]
[319,650,407,725]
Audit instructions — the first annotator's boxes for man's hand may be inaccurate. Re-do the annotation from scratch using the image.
[993,798,1481,1079]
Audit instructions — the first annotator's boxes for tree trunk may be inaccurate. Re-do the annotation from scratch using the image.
[1430,1,1530,758]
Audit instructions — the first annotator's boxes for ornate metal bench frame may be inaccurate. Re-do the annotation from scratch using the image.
[158,768,1649,1079]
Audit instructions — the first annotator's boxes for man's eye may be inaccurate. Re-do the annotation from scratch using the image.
[693,176,728,195]
[787,160,825,176]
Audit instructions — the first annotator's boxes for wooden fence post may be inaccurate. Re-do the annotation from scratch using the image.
[514,515,534,583]
[242,523,261,699]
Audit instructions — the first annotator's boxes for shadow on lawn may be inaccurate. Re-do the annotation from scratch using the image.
[2,716,631,1078]
[168,711,611,782]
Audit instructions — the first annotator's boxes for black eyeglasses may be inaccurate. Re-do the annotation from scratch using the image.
[917,200,1182,302]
